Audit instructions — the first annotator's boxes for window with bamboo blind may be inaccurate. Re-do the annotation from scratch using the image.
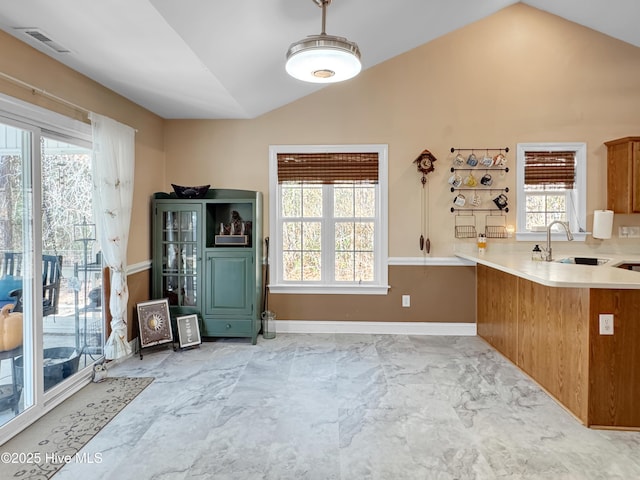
[269,145,388,294]
[524,151,576,189]
[516,143,587,240]
[276,152,379,184]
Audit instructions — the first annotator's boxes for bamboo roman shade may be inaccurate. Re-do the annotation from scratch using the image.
[277,152,379,184]
[524,151,576,189]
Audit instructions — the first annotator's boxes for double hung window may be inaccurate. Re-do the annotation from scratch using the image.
[516,143,587,241]
[269,145,388,294]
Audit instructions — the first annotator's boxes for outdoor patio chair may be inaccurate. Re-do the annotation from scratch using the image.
[0,253,62,317]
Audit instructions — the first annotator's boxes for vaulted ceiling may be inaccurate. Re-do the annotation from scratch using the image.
[0,0,638,119]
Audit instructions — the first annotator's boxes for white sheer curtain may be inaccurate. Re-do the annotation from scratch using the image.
[89,113,135,360]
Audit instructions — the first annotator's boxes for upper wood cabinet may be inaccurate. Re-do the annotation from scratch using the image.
[605,136,640,213]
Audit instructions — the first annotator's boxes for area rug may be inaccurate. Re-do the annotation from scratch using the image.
[0,376,153,480]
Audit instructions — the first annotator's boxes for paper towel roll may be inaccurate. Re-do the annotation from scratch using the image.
[593,210,614,239]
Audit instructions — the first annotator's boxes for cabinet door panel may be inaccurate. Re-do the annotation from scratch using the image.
[605,137,640,213]
[606,142,631,213]
[153,203,202,308]
[633,141,640,212]
[205,252,253,316]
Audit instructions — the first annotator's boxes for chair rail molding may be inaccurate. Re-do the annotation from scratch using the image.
[387,256,475,266]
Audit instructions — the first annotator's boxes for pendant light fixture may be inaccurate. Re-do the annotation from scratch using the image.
[285,0,361,83]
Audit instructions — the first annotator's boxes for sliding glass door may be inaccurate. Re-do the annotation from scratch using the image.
[0,97,103,441]
[40,135,103,389]
[0,121,36,427]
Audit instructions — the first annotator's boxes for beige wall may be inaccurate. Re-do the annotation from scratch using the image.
[0,30,166,339]
[162,4,640,323]
[165,4,640,259]
[0,30,165,266]
[4,3,640,328]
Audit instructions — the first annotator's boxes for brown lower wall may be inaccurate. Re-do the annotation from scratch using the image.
[123,265,475,343]
[126,269,151,342]
[268,265,476,323]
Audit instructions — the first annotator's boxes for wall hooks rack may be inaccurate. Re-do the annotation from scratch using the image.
[450,147,509,153]
[451,207,509,213]
[450,166,509,173]
[449,144,510,236]
[450,187,509,193]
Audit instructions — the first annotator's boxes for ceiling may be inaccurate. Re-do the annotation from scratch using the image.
[0,0,638,120]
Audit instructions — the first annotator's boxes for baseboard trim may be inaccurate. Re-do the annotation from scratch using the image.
[273,320,477,336]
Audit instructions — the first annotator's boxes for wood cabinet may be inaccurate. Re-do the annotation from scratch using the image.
[152,189,262,344]
[589,289,640,427]
[605,136,640,213]
[476,265,518,360]
[516,278,589,422]
[477,264,640,429]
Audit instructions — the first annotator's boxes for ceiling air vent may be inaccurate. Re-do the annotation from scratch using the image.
[17,28,71,54]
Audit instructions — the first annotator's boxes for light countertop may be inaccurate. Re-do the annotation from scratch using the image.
[455,247,640,289]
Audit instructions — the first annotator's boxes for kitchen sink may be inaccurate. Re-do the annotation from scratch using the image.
[556,257,610,265]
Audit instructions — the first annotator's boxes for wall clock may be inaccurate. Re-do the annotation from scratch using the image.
[414,149,437,178]
[413,149,437,253]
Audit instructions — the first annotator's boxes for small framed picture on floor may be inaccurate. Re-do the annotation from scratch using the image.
[176,314,201,349]
[136,298,173,349]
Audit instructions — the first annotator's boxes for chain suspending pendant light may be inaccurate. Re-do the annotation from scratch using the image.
[285,0,362,83]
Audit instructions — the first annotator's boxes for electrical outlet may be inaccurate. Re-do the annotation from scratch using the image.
[619,226,640,238]
[599,314,614,335]
[402,295,410,307]
[627,226,640,238]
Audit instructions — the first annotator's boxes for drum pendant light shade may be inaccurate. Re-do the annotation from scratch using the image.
[285,0,361,83]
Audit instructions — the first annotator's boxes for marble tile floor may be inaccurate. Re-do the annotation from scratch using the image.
[55,334,640,480]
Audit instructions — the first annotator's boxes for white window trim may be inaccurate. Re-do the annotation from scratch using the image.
[515,142,587,242]
[0,93,91,142]
[268,144,389,295]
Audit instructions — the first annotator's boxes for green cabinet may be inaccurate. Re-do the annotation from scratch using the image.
[152,189,262,344]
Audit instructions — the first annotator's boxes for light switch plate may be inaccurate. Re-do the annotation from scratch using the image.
[599,314,614,335]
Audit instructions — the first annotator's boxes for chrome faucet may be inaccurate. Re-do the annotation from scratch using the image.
[543,220,574,261]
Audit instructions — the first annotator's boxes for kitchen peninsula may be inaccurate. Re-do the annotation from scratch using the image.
[456,248,640,430]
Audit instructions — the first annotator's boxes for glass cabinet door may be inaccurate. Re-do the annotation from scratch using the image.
[159,206,200,307]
